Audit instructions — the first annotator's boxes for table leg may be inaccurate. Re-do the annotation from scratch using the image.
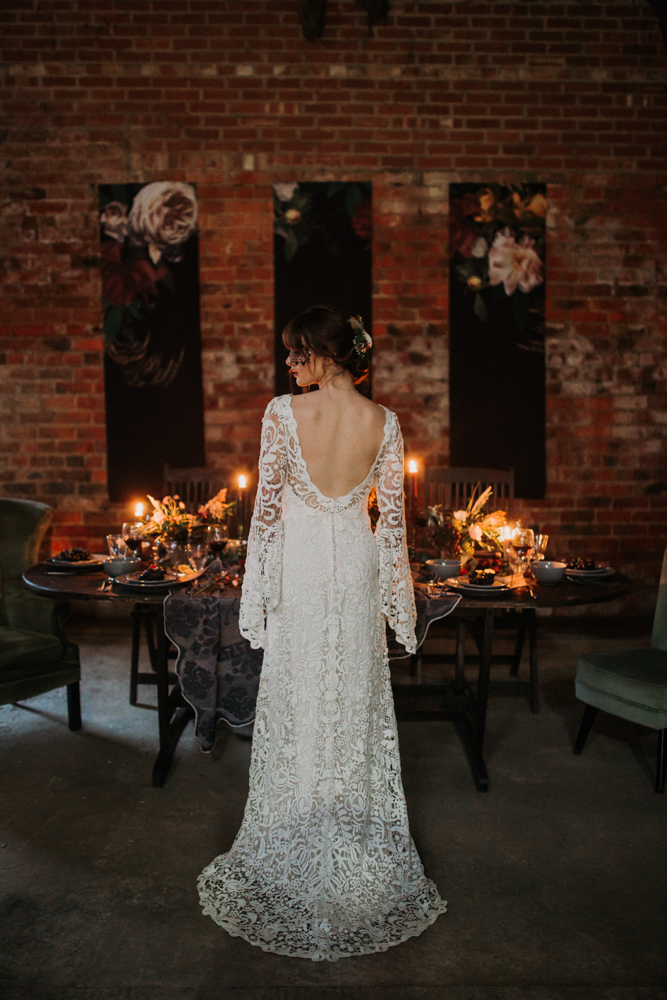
[510,613,526,677]
[129,612,141,705]
[464,609,493,792]
[528,607,539,713]
[151,606,194,788]
[455,618,467,683]
[475,609,494,746]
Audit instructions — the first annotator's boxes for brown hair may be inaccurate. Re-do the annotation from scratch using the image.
[282,305,370,386]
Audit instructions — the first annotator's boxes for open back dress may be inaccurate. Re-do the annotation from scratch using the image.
[197,394,446,960]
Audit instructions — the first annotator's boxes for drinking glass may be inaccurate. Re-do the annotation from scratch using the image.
[534,533,549,561]
[121,521,144,557]
[510,527,535,579]
[208,523,229,558]
[185,542,209,572]
[106,533,126,557]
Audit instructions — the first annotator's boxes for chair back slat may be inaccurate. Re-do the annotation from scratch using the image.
[651,549,667,652]
[162,467,228,515]
[423,467,514,517]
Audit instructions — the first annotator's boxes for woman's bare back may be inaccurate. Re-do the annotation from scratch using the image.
[290,391,387,500]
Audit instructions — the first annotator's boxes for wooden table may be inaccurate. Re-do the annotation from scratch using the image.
[22,565,195,788]
[24,564,631,793]
[391,574,632,792]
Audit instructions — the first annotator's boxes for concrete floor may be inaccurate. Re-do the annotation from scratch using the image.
[0,610,665,1000]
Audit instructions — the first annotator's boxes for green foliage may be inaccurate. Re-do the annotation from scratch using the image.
[102,304,125,345]
[473,293,488,322]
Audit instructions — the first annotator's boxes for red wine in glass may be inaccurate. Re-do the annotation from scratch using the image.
[125,536,143,554]
[209,540,227,555]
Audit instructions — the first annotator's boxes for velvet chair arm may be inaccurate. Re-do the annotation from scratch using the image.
[4,593,71,641]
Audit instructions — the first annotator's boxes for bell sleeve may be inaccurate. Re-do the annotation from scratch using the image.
[374,412,417,654]
[238,397,286,649]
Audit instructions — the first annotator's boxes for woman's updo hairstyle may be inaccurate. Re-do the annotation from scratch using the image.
[283,305,370,386]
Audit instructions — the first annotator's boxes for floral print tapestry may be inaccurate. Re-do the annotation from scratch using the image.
[273,181,372,397]
[98,182,205,503]
[449,183,546,499]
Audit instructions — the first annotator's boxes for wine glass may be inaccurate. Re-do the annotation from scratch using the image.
[121,521,144,558]
[510,527,535,580]
[208,523,229,559]
[185,542,209,573]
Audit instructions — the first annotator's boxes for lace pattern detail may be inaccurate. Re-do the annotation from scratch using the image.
[374,414,417,654]
[202,394,444,960]
[239,398,286,649]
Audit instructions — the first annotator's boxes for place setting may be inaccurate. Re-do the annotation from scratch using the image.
[564,558,617,584]
[95,493,242,594]
[42,547,108,575]
[418,507,546,600]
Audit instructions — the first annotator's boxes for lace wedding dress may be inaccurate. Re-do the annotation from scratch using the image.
[197,394,446,960]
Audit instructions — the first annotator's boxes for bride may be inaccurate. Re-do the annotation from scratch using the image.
[197,305,446,960]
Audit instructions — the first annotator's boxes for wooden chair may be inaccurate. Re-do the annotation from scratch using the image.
[423,466,514,517]
[0,498,81,731]
[128,466,227,706]
[574,549,667,792]
[162,465,228,514]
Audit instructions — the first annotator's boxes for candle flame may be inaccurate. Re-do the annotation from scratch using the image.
[408,460,418,474]
[238,475,247,489]
[134,502,144,518]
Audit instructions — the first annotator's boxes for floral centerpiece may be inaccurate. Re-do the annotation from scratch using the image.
[427,486,506,562]
[198,488,236,525]
[138,489,235,544]
[138,494,196,544]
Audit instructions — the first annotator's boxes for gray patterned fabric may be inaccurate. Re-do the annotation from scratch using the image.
[388,589,461,660]
[164,565,263,752]
[164,565,460,751]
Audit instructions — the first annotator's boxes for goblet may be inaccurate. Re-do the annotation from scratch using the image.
[509,527,535,580]
[121,521,144,557]
[185,542,209,572]
[208,523,229,558]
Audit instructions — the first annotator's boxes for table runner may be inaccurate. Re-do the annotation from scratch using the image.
[164,564,461,751]
[164,564,263,752]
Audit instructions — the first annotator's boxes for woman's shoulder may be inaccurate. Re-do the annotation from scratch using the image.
[263,394,292,418]
[357,396,391,436]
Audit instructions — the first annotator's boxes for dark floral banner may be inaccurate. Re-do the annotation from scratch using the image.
[273,181,372,397]
[448,183,546,499]
[98,182,205,503]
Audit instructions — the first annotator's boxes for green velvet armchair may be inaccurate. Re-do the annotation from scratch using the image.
[574,548,667,792]
[0,498,81,730]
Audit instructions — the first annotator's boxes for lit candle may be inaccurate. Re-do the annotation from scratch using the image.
[238,475,247,539]
[407,460,418,524]
[134,502,144,519]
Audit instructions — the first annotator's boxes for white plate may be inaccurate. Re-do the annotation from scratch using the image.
[116,567,206,589]
[47,554,107,568]
[447,576,509,594]
[566,566,615,578]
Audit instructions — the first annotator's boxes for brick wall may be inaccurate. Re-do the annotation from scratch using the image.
[1,1,666,609]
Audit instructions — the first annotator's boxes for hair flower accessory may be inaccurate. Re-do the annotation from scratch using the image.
[349,315,373,356]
